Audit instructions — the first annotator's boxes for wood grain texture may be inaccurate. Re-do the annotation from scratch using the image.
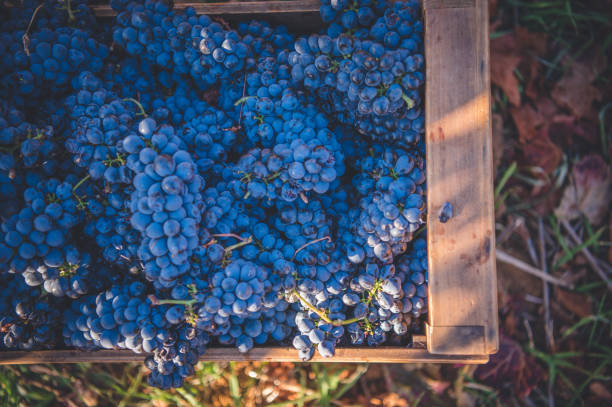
[423,0,475,9]
[91,1,320,17]
[0,348,489,365]
[424,0,499,355]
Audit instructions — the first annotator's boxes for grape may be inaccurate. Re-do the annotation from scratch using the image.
[0,0,429,389]
[0,273,61,350]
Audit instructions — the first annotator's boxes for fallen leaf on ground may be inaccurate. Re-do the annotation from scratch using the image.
[551,59,604,120]
[475,334,544,399]
[554,154,611,226]
[509,98,558,143]
[549,115,600,148]
[490,50,522,106]
[520,128,563,175]
[510,104,541,143]
[590,381,612,401]
[490,28,548,106]
[556,288,593,318]
[515,27,548,100]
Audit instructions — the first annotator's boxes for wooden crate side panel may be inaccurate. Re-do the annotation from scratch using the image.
[90,0,321,16]
[0,348,489,365]
[424,0,498,355]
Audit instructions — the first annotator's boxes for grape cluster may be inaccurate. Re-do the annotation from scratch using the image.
[349,147,426,263]
[124,118,205,289]
[65,71,139,184]
[290,1,424,147]
[2,26,108,107]
[1,273,61,350]
[0,0,430,390]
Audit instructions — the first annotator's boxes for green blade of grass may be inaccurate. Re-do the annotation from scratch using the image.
[494,162,517,200]
[228,362,241,407]
[330,364,369,401]
[553,227,605,269]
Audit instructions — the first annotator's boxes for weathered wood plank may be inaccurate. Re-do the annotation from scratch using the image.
[424,0,499,355]
[0,348,489,365]
[90,1,321,17]
[423,0,475,9]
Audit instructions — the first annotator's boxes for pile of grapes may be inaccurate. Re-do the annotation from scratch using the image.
[0,0,427,389]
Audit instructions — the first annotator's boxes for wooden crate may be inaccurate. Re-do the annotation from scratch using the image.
[0,0,497,365]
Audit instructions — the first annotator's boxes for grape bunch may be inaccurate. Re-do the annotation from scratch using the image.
[65,71,139,184]
[346,147,425,263]
[123,118,205,289]
[289,1,424,147]
[1,273,62,350]
[0,0,430,390]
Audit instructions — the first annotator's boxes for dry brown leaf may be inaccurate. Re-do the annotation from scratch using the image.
[551,61,603,120]
[590,381,612,401]
[555,154,612,226]
[550,115,600,148]
[475,334,544,399]
[490,51,522,106]
[515,26,548,55]
[555,288,593,318]
[521,129,563,174]
[510,104,540,143]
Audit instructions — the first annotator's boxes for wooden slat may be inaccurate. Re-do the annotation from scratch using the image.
[424,0,499,355]
[422,0,475,9]
[0,347,489,365]
[90,1,321,17]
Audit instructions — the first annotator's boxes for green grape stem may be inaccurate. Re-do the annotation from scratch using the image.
[224,236,254,253]
[401,93,415,110]
[292,289,368,327]
[234,96,255,106]
[65,0,75,22]
[123,98,147,117]
[149,296,197,307]
[72,174,90,193]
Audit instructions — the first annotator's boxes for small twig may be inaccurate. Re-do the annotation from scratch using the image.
[299,191,309,204]
[215,17,231,31]
[526,234,539,268]
[496,217,523,245]
[539,217,555,354]
[496,249,574,288]
[524,294,543,304]
[224,236,253,253]
[211,233,249,242]
[291,236,331,262]
[22,4,45,56]
[597,258,612,275]
[560,219,612,292]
